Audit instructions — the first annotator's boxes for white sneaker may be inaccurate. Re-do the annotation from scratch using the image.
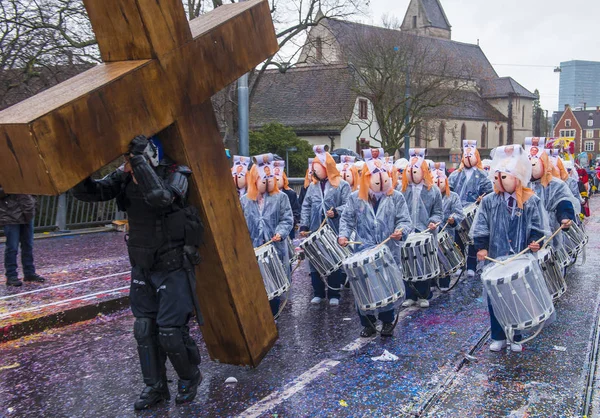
[329,298,340,306]
[418,299,430,308]
[310,297,323,304]
[510,342,523,352]
[467,270,475,278]
[402,299,416,307]
[489,340,507,352]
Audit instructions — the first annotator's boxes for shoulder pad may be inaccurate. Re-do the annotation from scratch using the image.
[167,171,189,199]
[173,165,192,175]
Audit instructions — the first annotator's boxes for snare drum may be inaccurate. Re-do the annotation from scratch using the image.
[457,204,477,246]
[343,245,405,312]
[287,237,299,266]
[401,233,441,281]
[537,248,566,300]
[255,244,291,300]
[562,222,589,258]
[482,254,554,343]
[299,224,352,277]
[437,230,465,277]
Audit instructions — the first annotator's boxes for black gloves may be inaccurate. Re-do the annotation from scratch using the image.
[129,135,149,156]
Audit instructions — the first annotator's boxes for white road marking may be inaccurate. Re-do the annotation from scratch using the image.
[238,359,341,418]
[0,271,130,301]
[240,292,444,417]
[0,286,129,319]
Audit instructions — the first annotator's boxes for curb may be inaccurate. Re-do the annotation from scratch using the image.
[0,295,129,344]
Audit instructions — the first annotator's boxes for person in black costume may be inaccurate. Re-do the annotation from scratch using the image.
[72,135,203,410]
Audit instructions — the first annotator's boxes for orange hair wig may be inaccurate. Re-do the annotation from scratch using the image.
[246,165,280,201]
[493,183,535,210]
[401,162,434,192]
[537,152,554,187]
[312,153,341,188]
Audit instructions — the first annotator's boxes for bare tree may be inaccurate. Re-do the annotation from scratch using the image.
[0,0,99,109]
[345,25,475,154]
[1,0,366,153]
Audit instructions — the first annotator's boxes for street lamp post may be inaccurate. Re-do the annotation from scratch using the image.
[286,146,298,171]
[404,68,411,158]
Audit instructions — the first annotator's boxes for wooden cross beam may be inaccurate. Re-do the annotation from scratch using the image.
[0,0,279,367]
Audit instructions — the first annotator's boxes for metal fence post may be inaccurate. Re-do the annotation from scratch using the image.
[55,193,68,232]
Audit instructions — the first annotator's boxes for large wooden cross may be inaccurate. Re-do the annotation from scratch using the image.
[0,0,279,367]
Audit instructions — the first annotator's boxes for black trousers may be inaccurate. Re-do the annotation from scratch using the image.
[130,265,196,327]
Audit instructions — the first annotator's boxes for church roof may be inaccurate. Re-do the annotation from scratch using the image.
[248,65,357,133]
[325,19,497,81]
[242,65,507,134]
[479,77,537,99]
[421,0,451,30]
[427,90,508,122]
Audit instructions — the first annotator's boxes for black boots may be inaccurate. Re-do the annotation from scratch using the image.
[380,323,395,337]
[134,380,170,411]
[176,370,202,404]
[6,277,22,287]
[24,274,46,283]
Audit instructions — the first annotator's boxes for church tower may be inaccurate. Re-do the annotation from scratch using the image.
[401,0,452,40]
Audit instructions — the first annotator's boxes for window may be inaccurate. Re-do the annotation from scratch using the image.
[584,141,595,152]
[499,126,504,146]
[560,129,576,138]
[412,16,417,29]
[438,122,446,148]
[587,130,594,139]
[315,37,323,61]
[461,123,467,141]
[358,99,368,120]
[588,119,594,127]
[565,119,571,128]
[522,105,525,128]
[481,124,487,148]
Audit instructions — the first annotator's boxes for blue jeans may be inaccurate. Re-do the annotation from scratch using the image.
[457,236,477,271]
[3,220,36,279]
[359,308,394,327]
[310,269,342,299]
[488,299,521,342]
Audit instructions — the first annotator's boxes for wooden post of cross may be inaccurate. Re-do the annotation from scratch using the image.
[0,0,279,367]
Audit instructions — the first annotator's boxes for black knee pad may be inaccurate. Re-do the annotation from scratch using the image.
[158,327,201,367]
[134,318,157,345]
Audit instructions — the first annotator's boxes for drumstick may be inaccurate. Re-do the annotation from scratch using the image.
[439,221,450,234]
[376,229,403,248]
[255,239,274,251]
[318,207,335,231]
[346,241,363,245]
[484,256,505,265]
[504,235,546,264]
[541,225,566,250]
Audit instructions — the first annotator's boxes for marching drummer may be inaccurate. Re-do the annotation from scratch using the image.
[398,149,443,308]
[338,149,413,338]
[300,146,351,306]
[448,140,493,278]
[338,156,359,193]
[240,154,294,317]
[273,161,301,240]
[431,162,464,289]
[232,155,251,198]
[472,145,546,353]
[525,138,576,266]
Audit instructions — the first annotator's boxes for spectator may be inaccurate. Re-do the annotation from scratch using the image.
[0,186,45,287]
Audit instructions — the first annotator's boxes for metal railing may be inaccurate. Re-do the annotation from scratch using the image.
[31,194,124,232]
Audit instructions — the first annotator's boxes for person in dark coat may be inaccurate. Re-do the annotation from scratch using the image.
[0,186,45,287]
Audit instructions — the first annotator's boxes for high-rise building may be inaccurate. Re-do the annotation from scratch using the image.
[558,60,600,111]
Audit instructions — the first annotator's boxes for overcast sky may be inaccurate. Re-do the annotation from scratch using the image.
[363,0,600,112]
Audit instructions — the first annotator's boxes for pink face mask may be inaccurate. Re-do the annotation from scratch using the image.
[494,171,518,193]
[313,162,327,180]
[408,166,423,184]
[342,170,354,186]
[369,171,392,194]
[530,158,544,180]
